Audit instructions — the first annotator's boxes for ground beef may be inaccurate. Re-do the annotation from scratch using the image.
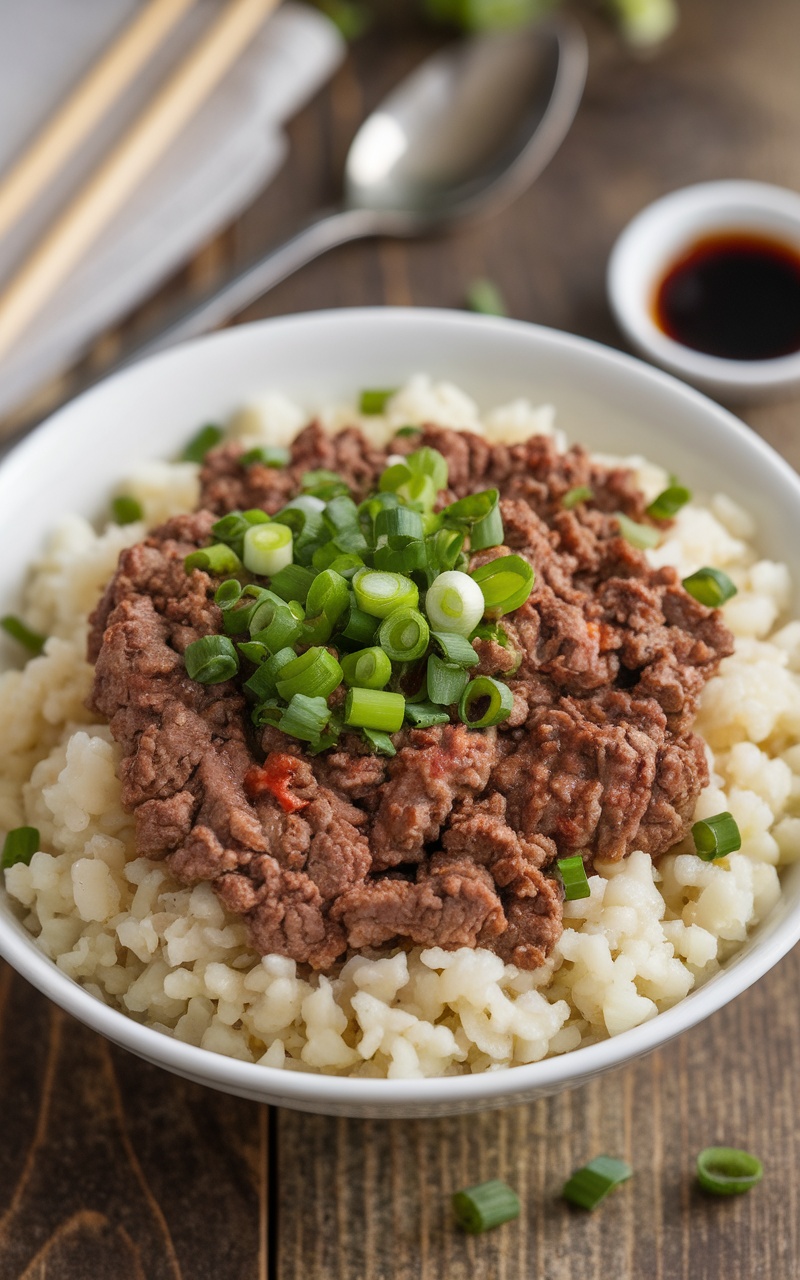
[89,423,734,972]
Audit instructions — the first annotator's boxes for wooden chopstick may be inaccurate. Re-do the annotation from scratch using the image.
[0,0,281,364]
[0,0,197,244]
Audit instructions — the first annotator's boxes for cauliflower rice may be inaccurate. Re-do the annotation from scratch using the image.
[1,376,798,1079]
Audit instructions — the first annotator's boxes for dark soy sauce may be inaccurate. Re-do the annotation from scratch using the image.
[654,231,800,360]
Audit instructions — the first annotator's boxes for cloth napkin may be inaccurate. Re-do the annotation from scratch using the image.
[0,0,344,419]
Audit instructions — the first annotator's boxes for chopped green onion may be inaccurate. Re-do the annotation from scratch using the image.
[327,554,365,580]
[181,423,224,463]
[1,615,46,655]
[470,555,534,618]
[692,812,741,861]
[341,647,393,690]
[2,825,40,870]
[465,279,507,317]
[682,566,737,608]
[696,1147,763,1196]
[424,528,465,584]
[378,608,430,662]
[184,543,243,576]
[184,635,239,684]
[238,640,269,664]
[251,604,303,653]
[395,425,422,439]
[340,606,379,646]
[562,1156,633,1210]
[243,522,293,576]
[210,509,270,558]
[379,462,413,493]
[323,495,370,555]
[279,694,332,744]
[244,647,295,700]
[452,1179,519,1234]
[362,728,397,756]
[404,702,450,728]
[353,569,419,619]
[302,468,350,501]
[431,631,479,668]
[406,446,449,493]
[215,579,243,610]
[305,569,350,631]
[251,698,284,728]
[647,485,691,520]
[344,687,405,732]
[272,498,326,566]
[111,495,143,525]
[442,488,498,526]
[360,388,396,414]
[269,563,316,604]
[472,503,504,551]
[375,505,425,544]
[426,653,470,706]
[458,675,514,727]
[426,570,486,636]
[614,512,661,550]
[397,472,438,512]
[562,485,593,510]
[247,589,293,635]
[276,647,343,701]
[557,855,591,901]
[240,445,290,468]
[373,539,428,575]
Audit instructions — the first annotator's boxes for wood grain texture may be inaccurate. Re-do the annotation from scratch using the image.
[2,0,800,1275]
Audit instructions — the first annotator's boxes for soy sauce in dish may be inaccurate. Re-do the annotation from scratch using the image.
[654,231,800,361]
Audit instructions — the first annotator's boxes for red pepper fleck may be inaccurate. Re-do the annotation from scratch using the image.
[244,753,308,813]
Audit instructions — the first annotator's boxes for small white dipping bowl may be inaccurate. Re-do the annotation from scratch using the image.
[2,308,800,1118]
[608,180,800,402]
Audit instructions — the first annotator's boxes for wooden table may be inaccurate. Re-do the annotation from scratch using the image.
[2,1,800,1275]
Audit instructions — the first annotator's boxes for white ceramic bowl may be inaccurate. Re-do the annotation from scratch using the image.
[2,308,800,1119]
[607,180,800,402]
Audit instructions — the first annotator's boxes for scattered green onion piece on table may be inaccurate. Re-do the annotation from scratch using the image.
[111,495,143,525]
[692,812,741,860]
[557,855,591,901]
[562,485,593,510]
[184,544,243,576]
[431,631,479,668]
[360,388,396,415]
[427,570,486,636]
[344,687,405,732]
[614,512,661,550]
[562,1156,633,1210]
[458,675,514,727]
[341,647,392,690]
[244,647,295,700]
[427,654,470,706]
[404,702,450,728]
[378,608,430,662]
[470,555,534,618]
[696,1147,763,1196]
[340,607,379,646]
[279,694,332,745]
[276,647,343,701]
[362,728,397,756]
[452,1179,519,1234]
[2,825,40,870]
[465,279,507,317]
[184,635,239,685]
[647,484,692,520]
[353,569,419,619]
[682,566,737,608]
[215,579,243,610]
[243,523,293,576]
[181,423,224,462]
[240,445,290,468]
[1,614,46,655]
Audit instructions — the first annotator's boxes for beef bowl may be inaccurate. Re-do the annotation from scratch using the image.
[2,308,800,1119]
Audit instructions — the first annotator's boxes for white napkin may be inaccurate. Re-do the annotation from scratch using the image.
[0,0,344,419]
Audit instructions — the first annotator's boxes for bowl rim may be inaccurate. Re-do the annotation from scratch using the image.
[607,179,800,390]
[3,304,800,1107]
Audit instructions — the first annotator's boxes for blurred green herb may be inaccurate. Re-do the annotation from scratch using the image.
[466,279,507,316]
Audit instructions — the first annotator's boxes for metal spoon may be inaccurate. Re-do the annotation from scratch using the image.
[124,18,587,363]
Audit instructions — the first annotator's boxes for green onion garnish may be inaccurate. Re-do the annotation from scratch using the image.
[111,495,143,525]
[431,631,479,668]
[340,607,379,646]
[362,728,397,756]
[244,647,295,700]
[426,570,486,636]
[341,647,392,690]
[562,1156,633,1210]
[470,555,534,618]
[696,1147,763,1196]
[214,579,243,610]
[378,608,430,662]
[404,702,450,728]
[452,1179,519,1234]
[304,569,350,636]
[269,563,316,604]
[251,604,302,653]
[2,825,40,870]
[359,388,397,415]
[240,445,290,468]
[557,855,591,901]
[275,647,343,701]
[184,635,239,684]
[184,544,243,576]
[395,425,422,439]
[323,495,370,555]
[353,569,419,619]
[181,423,224,463]
[458,675,514,727]
[692,812,741,861]
[279,694,332,744]
[405,445,449,494]
[465,279,507,317]
[427,654,470,706]
[647,484,691,520]
[1,615,47,656]
[375,504,425,544]
[614,512,661,550]
[682,566,737,608]
[344,687,405,732]
[243,522,293,576]
[562,485,593,510]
